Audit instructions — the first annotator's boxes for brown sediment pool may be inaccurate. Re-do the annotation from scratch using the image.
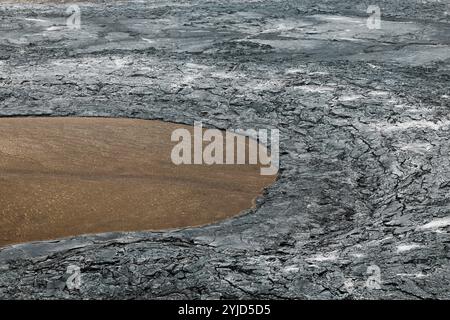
[0,117,276,247]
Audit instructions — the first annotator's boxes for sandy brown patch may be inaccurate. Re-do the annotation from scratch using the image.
[0,117,276,247]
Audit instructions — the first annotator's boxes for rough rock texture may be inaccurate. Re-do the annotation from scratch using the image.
[0,0,449,299]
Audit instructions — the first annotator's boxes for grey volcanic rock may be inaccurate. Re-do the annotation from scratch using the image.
[0,0,449,299]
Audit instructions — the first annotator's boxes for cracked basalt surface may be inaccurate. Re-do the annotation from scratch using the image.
[0,0,449,299]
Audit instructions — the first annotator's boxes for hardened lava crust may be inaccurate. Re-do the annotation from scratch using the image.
[0,0,449,299]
